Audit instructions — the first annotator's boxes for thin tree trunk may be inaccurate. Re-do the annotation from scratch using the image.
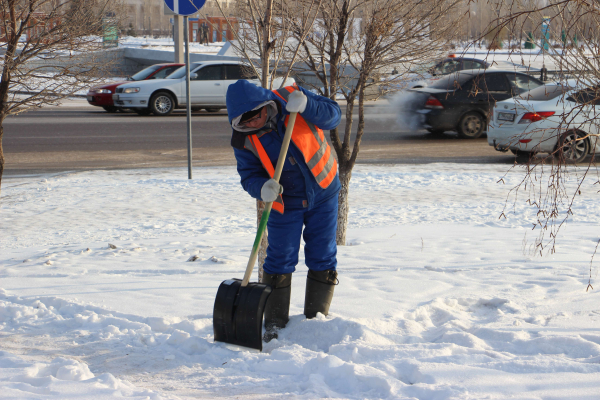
[336,166,351,245]
[257,0,274,276]
[336,82,366,245]
[0,126,4,197]
[335,95,355,245]
[261,0,273,89]
[0,2,16,198]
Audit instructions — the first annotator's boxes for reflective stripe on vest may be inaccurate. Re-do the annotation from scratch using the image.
[244,135,285,214]
[272,86,338,189]
[243,86,338,213]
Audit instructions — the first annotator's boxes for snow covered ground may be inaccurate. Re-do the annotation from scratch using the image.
[118,36,224,55]
[457,49,580,72]
[2,163,600,399]
[16,35,225,55]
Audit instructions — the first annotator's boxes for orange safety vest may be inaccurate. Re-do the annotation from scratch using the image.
[244,85,338,214]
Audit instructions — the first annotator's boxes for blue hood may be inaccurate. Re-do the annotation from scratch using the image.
[226,80,282,124]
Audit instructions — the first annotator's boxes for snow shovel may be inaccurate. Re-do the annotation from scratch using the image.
[213,112,298,351]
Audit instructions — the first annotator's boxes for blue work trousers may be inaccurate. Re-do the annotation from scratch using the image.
[264,193,338,275]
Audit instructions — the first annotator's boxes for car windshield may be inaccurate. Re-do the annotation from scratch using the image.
[417,61,437,75]
[129,65,163,81]
[519,84,574,101]
[433,59,461,75]
[166,65,202,79]
[429,72,474,90]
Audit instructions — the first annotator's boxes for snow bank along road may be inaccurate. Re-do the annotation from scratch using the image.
[3,99,516,175]
[2,164,600,399]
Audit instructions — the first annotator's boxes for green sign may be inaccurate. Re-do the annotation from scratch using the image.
[103,17,119,48]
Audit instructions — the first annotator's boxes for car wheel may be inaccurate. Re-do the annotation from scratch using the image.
[426,128,445,135]
[150,92,175,116]
[557,131,589,164]
[134,108,152,116]
[205,107,221,113]
[102,106,118,113]
[457,112,485,139]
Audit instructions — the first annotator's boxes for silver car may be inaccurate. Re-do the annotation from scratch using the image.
[488,84,600,163]
[113,61,260,116]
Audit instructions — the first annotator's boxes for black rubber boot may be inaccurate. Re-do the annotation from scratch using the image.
[260,272,292,342]
[304,269,338,319]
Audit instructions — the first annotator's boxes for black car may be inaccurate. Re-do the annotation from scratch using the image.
[412,70,544,139]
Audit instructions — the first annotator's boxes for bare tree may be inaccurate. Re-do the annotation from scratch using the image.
[214,0,320,89]
[291,0,462,244]
[0,0,125,195]
[483,0,600,289]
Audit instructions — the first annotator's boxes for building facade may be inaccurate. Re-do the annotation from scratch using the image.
[121,0,237,38]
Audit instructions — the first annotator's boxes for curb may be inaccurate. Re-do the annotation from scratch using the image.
[10,90,87,98]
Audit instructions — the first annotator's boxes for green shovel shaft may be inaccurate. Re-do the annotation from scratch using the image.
[241,112,297,287]
[250,203,272,261]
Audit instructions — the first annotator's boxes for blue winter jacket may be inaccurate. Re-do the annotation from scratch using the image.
[226,80,341,210]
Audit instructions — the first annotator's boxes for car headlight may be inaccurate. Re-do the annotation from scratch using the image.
[123,87,140,94]
[95,89,111,94]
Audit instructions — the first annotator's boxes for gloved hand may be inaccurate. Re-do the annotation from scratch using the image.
[261,179,283,202]
[285,90,307,113]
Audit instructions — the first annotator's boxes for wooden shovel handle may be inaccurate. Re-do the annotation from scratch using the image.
[241,112,298,287]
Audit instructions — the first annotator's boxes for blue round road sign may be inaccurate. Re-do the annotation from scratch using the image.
[164,0,206,16]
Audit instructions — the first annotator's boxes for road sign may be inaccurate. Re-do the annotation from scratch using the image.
[163,0,206,16]
[163,0,206,179]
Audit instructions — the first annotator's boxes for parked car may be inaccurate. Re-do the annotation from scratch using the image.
[411,70,544,139]
[86,63,184,112]
[488,84,599,163]
[113,61,289,116]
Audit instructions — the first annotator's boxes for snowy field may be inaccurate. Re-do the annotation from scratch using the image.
[2,163,600,399]
[17,35,225,55]
[118,36,225,55]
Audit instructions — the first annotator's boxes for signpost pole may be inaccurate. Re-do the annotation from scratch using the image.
[184,15,192,180]
[164,0,206,179]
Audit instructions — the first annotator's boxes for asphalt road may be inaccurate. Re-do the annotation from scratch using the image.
[3,99,516,175]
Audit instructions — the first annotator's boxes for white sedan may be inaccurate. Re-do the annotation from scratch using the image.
[112,61,260,116]
[487,84,600,163]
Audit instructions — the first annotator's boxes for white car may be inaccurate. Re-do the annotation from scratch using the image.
[488,84,600,163]
[113,61,261,116]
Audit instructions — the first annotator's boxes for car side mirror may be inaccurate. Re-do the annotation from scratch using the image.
[190,73,198,80]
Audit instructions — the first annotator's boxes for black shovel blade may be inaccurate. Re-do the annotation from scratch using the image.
[213,278,272,351]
